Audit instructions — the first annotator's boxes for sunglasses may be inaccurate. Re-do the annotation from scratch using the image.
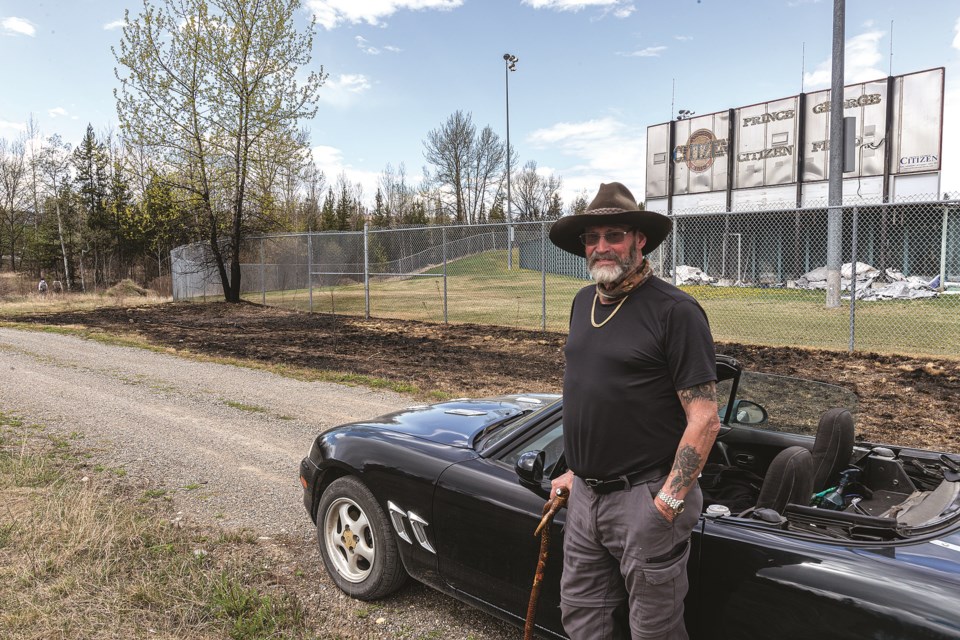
[579,230,632,246]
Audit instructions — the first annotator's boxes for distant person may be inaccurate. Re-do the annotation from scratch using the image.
[52,280,63,294]
[38,278,48,296]
[549,182,719,640]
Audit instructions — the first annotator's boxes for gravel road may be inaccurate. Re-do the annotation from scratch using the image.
[0,327,408,536]
[0,327,520,639]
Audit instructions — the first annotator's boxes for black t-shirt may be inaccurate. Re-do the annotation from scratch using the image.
[563,277,716,479]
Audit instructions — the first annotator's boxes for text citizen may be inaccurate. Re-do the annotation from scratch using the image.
[673,138,729,164]
[736,146,794,162]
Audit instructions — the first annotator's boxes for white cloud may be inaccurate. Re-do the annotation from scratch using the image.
[953,16,960,50]
[527,117,647,205]
[306,0,463,30]
[521,0,626,11]
[1,16,36,37]
[674,35,693,41]
[355,36,401,56]
[311,144,344,168]
[48,107,68,118]
[330,74,371,93]
[356,35,379,55]
[803,30,885,88]
[310,145,385,201]
[103,20,125,30]
[317,74,373,108]
[620,45,666,58]
[0,119,26,133]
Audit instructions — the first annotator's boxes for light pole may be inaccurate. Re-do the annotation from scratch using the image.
[504,53,518,270]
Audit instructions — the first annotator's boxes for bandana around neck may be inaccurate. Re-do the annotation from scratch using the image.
[595,258,653,303]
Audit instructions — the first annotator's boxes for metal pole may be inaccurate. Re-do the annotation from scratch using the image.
[826,0,845,308]
[849,206,858,352]
[541,221,547,331]
[941,204,949,291]
[442,226,448,324]
[307,232,314,313]
[671,217,678,286]
[363,223,370,319]
[260,237,266,305]
[504,53,517,271]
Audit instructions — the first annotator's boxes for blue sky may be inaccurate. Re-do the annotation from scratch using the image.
[1,0,959,206]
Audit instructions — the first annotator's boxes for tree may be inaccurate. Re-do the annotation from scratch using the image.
[513,160,562,221]
[37,136,76,288]
[568,191,589,216]
[73,125,111,284]
[114,0,325,302]
[378,163,416,227]
[0,134,29,270]
[423,111,506,225]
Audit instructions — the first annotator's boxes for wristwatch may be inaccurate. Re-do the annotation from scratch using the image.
[657,489,685,515]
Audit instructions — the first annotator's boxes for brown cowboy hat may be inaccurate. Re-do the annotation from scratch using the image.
[549,182,672,257]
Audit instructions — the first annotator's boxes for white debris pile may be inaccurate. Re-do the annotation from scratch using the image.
[675,265,717,285]
[796,262,939,300]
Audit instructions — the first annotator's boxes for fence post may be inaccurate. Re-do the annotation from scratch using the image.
[364,223,370,319]
[307,232,314,313]
[940,204,949,291]
[541,221,547,331]
[260,237,265,305]
[442,226,448,324]
[849,206,858,353]
[671,216,678,285]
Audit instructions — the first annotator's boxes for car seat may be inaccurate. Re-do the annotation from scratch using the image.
[755,446,815,514]
[812,408,855,492]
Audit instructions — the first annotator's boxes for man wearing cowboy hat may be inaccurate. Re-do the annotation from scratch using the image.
[549,182,719,640]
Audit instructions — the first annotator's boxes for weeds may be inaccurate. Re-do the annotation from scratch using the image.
[225,400,267,413]
[0,413,310,639]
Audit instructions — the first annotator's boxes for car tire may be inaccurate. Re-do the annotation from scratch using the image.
[316,476,407,600]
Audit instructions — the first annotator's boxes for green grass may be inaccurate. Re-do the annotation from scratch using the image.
[246,249,960,358]
[225,400,267,413]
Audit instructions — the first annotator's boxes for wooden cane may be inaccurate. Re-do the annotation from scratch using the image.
[523,486,569,640]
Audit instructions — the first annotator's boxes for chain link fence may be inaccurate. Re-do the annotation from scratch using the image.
[172,193,960,358]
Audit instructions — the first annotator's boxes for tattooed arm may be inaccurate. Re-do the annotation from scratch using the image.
[654,381,721,522]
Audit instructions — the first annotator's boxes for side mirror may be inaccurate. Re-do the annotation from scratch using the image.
[732,400,768,425]
[516,450,545,486]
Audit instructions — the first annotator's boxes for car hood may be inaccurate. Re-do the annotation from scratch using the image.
[346,395,558,448]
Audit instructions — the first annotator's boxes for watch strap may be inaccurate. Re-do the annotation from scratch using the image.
[657,489,684,512]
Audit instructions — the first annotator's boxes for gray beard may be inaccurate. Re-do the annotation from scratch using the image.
[588,244,638,285]
[589,263,625,284]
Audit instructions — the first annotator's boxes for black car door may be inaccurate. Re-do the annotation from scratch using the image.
[433,417,567,636]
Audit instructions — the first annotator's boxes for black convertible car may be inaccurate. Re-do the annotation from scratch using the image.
[300,356,960,639]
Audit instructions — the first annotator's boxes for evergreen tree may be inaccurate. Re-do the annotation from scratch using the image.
[319,188,336,230]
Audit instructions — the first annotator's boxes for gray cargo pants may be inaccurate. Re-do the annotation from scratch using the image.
[560,475,702,640]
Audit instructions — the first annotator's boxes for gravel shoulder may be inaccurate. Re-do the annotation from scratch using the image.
[0,327,517,639]
[0,327,407,535]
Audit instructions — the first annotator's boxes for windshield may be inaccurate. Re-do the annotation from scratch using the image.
[477,397,562,451]
[719,371,858,435]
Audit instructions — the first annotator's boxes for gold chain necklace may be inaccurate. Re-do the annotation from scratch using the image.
[591,292,628,328]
